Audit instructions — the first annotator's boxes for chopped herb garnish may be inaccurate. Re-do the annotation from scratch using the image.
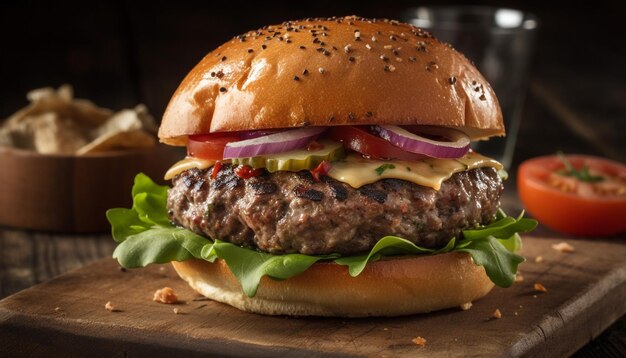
[375,163,395,175]
[557,151,604,183]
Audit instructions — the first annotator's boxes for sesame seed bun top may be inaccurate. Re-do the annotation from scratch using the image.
[159,15,504,146]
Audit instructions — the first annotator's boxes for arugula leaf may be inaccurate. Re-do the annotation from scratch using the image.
[108,173,537,297]
[106,208,148,243]
[112,227,209,268]
[334,236,437,276]
[455,236,525,287]
[462,211,536,241]
[212,240,338,296]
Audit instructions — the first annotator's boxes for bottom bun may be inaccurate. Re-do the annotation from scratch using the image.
[171,252,494,317]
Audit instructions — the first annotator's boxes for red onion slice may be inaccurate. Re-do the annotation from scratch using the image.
[223,127,326,159]
[373,125,470,158]
[238,129,283,139]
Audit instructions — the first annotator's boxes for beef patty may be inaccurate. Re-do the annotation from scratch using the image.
[167,164,503,255]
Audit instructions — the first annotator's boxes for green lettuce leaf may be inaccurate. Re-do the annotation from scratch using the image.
[455,236,524,287]
[212,240,338,296]
[113,227,209,267]
[107,173,537,297]
[334,236,439,276]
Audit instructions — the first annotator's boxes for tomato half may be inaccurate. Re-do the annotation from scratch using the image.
[327,126,426,160]
[518,154,626,236]
[187,133,242,160]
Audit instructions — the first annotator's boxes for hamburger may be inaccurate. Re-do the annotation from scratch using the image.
[108,16,536,317]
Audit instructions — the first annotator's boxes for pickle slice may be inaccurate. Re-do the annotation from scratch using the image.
[231,139,344,172]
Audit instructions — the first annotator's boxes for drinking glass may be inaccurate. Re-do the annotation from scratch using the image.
[403,6,539,169]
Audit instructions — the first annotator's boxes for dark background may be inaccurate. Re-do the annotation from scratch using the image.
[1,0,625,168]
[0,1,625,355]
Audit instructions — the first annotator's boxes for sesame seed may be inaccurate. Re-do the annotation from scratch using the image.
[408,56,416,62]
[348,112,356,121]
[261,44,267,50]
[479,94,486,100]
[313,38,321,44]
[366,111,373,117]
[365,44,372,50]
[219,87,227,92]
[294,76,300,81]
[449,76,457,84]
[247,48,253,53]
[344,44,352,53]
[221,56,227,61]
[371,36,377,42]
[380,54,389,62]
[384,45,392,50]
[286,39,292,44]
[384,64,396,72]
[302,69,309,75]
[389,35,397,41]
[348,56,355,62]
[395,57,402,62]
[299,45,306,50]
[318,67,325,74]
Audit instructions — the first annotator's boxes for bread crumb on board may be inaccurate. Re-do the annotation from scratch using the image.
[460,302,473,311]
[515,273,525,283]
[173,308,182,314]
[105,301,116,312]
[552,242,575,253]
[535,256,544,263]
[411,336,427,347]
[534,283,548,293]
[153,287,179,304]
[492,309,502,319]
[54,307,62,312]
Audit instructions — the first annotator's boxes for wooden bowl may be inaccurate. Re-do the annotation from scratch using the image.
[0,145,181,233]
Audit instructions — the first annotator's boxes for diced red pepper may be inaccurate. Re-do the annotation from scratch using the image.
[211,161,223,179]
[234,165,264,179]
[310,161,331,182]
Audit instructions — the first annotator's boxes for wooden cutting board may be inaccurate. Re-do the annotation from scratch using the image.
[1,236,625,357]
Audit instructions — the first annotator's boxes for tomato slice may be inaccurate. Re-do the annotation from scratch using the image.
[518,154,626,236]
[187,133,242,160]
[327,126,426,160]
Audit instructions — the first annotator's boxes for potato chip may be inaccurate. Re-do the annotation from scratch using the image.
[31,113,88,154]
[1,84,157,155]
[77,130,156,155]
[0,128,13,147]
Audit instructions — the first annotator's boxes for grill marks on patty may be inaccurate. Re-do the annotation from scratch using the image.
[167,164,503,255]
